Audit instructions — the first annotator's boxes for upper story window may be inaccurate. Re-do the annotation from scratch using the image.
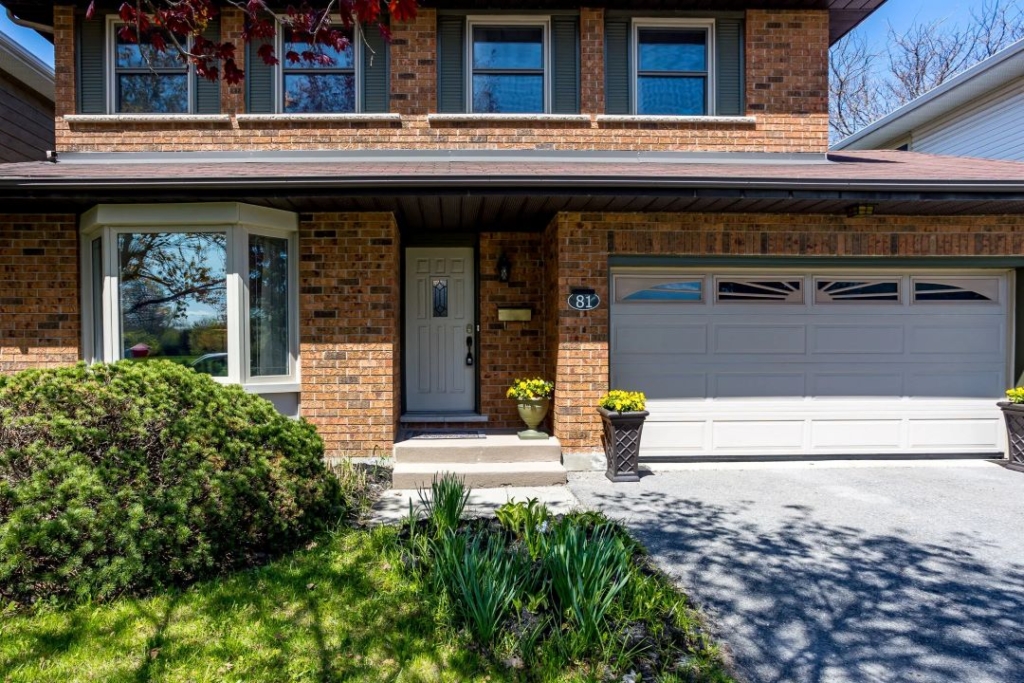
[281,29,357,113]
[109,19,192,113]
[632,20,714,116]
[469,20,549,113]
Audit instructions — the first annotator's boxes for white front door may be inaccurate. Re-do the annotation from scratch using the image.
[405,247,476,413]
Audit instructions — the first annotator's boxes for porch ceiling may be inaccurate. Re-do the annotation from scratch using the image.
[2,150,1024,232]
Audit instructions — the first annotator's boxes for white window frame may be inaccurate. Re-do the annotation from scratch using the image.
[631,18,716,116]
[80,203,301,393]
[466,16,552,114]
[275,22,364,113]
[106,15,196,114]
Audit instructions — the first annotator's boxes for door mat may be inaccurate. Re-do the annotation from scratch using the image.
[404,430,487,440]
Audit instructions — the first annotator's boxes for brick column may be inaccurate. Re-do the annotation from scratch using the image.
[220,8,246,115]
[299,212,401,457]
[390,8,437,115]
[53,6,76,152]
[544,214,609,453]
[580,8,605,115]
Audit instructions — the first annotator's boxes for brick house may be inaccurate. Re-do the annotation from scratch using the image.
[3,1,1024,473]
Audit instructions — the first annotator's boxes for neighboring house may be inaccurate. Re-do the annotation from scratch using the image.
[2,1,1024,473]
[833,38,1024,160]
[0,29,54,162]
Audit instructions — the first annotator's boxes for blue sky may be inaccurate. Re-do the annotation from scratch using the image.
[0,0,1015,71]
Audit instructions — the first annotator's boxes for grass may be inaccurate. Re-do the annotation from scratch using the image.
[0,527,499,683]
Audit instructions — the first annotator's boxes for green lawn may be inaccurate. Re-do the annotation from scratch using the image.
[0,528,502,683]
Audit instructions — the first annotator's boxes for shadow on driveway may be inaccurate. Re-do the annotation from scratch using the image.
[571,468,1024,683]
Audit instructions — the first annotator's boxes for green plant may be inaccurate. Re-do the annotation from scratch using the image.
[0,360,343,605]
[598,389,647,412]
[1006,387,1024,403]
[419,473,470,537]
[543,519,632,656]
[430,530,530,646]
[506,378,555,401]
[496,498,552,560]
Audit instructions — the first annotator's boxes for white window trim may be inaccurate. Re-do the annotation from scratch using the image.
[631,18,716,117]
[275,22,364,114]
[465,16,552,114]
[80,203,301,392]
[106,15,195,115]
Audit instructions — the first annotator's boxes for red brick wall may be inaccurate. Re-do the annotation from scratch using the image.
[220,8,246,116]
[390,9,437,116]
[545,211,1024,452]
[299,212,401,457]
[0,215,81,373]
[54,8,830,154]
[478,233,547,430]
[746,9,829,151]
[53,6,74,119]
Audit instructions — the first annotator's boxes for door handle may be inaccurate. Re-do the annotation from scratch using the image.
[465,335,474,366]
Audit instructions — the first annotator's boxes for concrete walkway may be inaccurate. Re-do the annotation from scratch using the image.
[569,460,1024,683]
[369,485,581,524]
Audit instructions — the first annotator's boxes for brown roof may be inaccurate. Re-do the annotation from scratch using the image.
[3,150,1024,189]
[4,150,1024,229]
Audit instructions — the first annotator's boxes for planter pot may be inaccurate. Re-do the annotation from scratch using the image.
[516,397,551,440]
[598,407,649,483]
[998,401,1024,469]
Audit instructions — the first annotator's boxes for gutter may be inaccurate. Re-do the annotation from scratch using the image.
[5,8,54,35]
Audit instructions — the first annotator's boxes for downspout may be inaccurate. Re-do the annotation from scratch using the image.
[6,8,54,35]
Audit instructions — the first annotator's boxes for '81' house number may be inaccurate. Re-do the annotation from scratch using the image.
[568,290,600,311]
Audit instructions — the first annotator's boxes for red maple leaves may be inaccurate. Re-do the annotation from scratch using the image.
[89,0,418,83]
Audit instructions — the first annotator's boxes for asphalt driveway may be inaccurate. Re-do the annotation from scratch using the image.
[568,461,1024,683]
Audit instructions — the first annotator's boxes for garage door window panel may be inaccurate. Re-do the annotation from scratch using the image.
[615,276,704,302]
[716,278,803,303]
[912,277,999,302]
[815,279,901,303]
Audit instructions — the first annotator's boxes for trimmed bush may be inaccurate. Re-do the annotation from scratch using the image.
[0,361,343,605]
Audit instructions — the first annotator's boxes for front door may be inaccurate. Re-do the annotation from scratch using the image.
[404,247,476,413]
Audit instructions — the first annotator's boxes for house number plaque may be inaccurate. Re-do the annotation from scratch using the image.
[568,288,600,311]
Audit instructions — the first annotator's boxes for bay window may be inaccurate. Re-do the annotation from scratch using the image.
[81,204,299,391]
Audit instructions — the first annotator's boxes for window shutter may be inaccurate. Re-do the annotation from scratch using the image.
[437,15,465,113]
[604,17,630,114]
[550,16,579,114]
[246,37,276,113]
[77,15,106,114]
[362,24,389,113]
[195,16,221,114]
[715,18,743,116]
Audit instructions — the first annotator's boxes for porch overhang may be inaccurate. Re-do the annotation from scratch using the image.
[2,150,1024,231]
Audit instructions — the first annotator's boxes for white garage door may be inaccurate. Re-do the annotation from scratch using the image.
[610,270,1012,458]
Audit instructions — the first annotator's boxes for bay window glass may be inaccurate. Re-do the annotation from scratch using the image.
[249,235,291,377]
[117,232,228,376]
[114,27,189,113]
[282,34,356,113]
[636,26,709,115]
[83,204,299,389]
[471,25,546,113]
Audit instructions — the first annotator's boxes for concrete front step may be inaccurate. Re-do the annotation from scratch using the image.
[392,461,568,489]
[394,434,562,464]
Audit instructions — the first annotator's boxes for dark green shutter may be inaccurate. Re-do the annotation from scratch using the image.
[78,15,106,114]
[362,24,389,112]
[604,17,630,114]
[195,16,220,113]
[246,37,276,113]
[551,16,579,114]
[437,15,465,113]
[715,18,743,116]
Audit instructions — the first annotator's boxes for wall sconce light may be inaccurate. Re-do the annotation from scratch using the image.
[497,253,511,283]
[847,203,875,218]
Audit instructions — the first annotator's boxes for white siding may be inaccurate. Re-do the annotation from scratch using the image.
[910,79,1024,161]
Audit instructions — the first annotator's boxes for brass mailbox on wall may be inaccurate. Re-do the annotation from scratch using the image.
[498,308,532,322]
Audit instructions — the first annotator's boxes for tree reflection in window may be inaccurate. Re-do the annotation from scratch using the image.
[717,279,803,302]
[117,232,228,375]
